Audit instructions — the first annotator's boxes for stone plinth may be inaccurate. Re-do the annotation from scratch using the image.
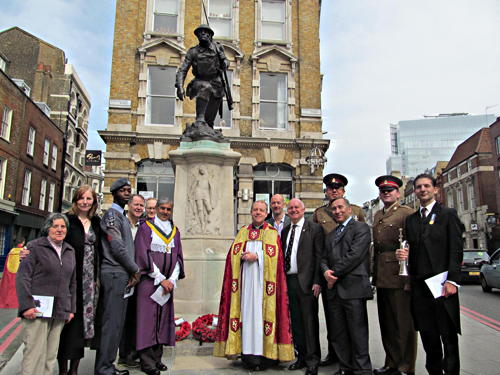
[169,141,241,314]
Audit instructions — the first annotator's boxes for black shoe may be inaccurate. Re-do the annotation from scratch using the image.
[113,370,129,375]
[400,373,415,375]
[333,370,353,375]
[373,367,399,375]
[118,357,140,368]
[305,366,318,375]
[156,363,168,371]
[288,360,306,370]
[319,354,338,367]
[144,370,160,375]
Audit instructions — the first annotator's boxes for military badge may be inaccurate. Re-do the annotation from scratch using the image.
[248,229,259,240]
[266,281,275,296]
[233,243,242,255]
[265,244,276,257]
[231,279,238,293]
[264,321,273,336]
[230,318,240,332]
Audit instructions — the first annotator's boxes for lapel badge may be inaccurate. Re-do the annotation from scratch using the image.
[429,213,436,225]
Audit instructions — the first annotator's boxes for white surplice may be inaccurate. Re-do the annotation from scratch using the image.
[240,240,264,355]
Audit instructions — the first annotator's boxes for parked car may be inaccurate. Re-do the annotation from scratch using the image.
[461,250,490,283]
[480,248,500,292]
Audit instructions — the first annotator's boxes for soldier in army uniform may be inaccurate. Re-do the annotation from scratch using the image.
[372,175,417,375]
[312,173,365,367]
[175,24,229,129]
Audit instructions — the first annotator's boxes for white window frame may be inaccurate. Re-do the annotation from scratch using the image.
[1,106,13,141]
[39,179,47,210]
[48,182,55,212]
[207,0,233,39]
[27,127,36,156]
[51,145,58,171]
[0,158,6,199]
[260,0,287,42]
[468,181,475,210]
[259,72,288,129]
[146,66,177,126]
[152,0,179,34]
[43,139,50,166]
[22,170,32,206]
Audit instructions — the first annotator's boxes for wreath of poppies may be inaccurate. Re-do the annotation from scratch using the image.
[175,319,192,342]
[192,314,218,343]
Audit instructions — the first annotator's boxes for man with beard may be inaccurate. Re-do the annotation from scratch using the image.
[134,198,184,375]
[214,201,294,370]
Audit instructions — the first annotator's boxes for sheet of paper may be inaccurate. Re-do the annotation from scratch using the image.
[124,286,135,298]
[32,295,54,318]
[150,286,170,306]
[425,271,448,299]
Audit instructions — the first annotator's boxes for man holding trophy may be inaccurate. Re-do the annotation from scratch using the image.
[372,175,417,375]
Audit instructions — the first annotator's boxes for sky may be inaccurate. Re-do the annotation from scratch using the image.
[1,0,499,204]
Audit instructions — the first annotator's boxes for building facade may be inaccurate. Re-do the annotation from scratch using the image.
[0,68,63,266]
[0,27,93,211]
[488,118,500,250]
[100,0,329,229]
[442,128,498,251]
[387,113,495,178]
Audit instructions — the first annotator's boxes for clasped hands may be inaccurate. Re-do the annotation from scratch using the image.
[323,270,338,289]
[241,251,258,262]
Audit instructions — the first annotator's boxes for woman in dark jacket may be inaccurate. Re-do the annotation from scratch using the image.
[16,213,76,375]
[57,185,102,375]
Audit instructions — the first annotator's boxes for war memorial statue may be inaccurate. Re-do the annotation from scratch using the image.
[176,24,233,142]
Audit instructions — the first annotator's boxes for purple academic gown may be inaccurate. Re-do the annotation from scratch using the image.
[134,218,184,351]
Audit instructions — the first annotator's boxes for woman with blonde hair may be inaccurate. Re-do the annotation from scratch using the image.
[57,185,102,375]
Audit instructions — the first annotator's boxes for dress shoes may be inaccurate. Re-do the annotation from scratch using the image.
[112,370,129,375]
[400,372,415,375]
[319,354,338,366]
[144,369,160,375]
[305,366,318,375]
[156,363,168,371]
[373,367,399,375]
[288,360,306,370]
[118,357,140,368]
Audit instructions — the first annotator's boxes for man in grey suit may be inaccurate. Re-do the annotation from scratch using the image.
[321,197,372,375]
[281,198,323,375]
[266,194,290,236]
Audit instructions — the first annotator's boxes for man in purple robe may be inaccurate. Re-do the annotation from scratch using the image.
[134,198,184,375]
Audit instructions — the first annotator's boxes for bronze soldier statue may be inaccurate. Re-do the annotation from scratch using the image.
[176,24,232,142]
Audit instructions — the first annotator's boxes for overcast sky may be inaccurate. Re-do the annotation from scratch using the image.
[1,0,499,204]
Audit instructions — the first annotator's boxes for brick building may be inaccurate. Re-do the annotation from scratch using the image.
[488,118,500,250]
[0,27,94,211]
[100,0,329,228]
[0,67,63,265]
[441,128,498,251]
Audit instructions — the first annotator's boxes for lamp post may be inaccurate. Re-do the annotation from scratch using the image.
[305,145,327,175]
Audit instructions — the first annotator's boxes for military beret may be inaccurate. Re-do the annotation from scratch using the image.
[375,175,403,191]
[110,178,131,193]
[323,173,348,188]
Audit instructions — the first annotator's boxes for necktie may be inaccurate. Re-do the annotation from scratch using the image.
[285,224,297,273]
[421,207,427,219]
[334,224,344,241]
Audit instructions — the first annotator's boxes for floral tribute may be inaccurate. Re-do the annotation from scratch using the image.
[175,318,192,342]
[191,314,218,343]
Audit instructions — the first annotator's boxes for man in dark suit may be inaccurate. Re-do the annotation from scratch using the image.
[266,194,290,236]
[396,174,464,375]
[281,198,323,375]
[321,197,373,375]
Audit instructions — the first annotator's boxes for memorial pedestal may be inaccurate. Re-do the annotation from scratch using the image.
[169,141,241,314]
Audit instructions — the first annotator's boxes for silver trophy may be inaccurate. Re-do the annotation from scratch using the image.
[398,228,409,276]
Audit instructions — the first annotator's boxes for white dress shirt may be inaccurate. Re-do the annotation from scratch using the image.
[285,217,305,275]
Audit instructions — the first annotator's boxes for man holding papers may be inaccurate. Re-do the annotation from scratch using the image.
[134,198,184,375]
[396,174,464,375]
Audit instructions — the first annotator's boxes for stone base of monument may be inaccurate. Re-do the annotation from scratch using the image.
[169,140,241,315]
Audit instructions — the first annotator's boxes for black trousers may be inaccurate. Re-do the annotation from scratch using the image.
[138,344,163,372]
[412,281,460,375]
[286,274,320,367]
[327,293,372,375]
[94,272,129,375]
[119,293,137,360]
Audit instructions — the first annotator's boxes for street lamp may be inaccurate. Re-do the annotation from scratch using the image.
[305,145,327,175]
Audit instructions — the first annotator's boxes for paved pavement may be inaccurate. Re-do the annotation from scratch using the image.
[1,296,499,375]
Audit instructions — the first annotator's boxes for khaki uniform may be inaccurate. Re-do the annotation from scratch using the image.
[313,203,365,236]
[312,201,365,359]
[372,202,417,373]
